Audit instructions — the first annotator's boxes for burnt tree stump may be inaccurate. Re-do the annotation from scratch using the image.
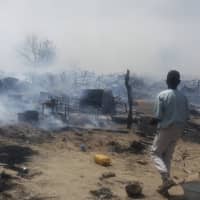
[125,69,133,129]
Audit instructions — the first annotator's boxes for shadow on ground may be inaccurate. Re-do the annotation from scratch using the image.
[168,196,185,200]
[0,144,38,196]
[0,144,37,166]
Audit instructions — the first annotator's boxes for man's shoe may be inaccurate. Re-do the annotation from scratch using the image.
[157,188,169,197]
[157,179,176,196]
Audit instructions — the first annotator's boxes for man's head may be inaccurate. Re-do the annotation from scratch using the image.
[166,70,181,89]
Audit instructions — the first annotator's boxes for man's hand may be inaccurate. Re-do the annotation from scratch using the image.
[150,117,160,126]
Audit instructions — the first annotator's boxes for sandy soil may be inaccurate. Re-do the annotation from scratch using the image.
[0,129,199,200]
[0,102,199,200]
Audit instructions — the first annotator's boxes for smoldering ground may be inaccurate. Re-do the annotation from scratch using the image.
[0,70,129,129]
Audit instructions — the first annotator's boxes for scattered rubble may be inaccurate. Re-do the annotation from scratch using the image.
[125,181,144,198]
[128,141,146,154]
[90,187,113,200]
[136,160,148,165]
[17,166,29,178]
[100,172,116,180]
[0,125,53,144]
[108,140,147,154]
[80,144,87,152]
[107,141,125,153]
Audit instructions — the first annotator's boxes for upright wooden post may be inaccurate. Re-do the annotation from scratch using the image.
[125,69,133,129]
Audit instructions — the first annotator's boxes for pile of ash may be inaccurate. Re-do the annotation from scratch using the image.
[0,124,53,144]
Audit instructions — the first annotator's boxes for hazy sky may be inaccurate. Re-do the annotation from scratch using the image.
[0,0,199,78]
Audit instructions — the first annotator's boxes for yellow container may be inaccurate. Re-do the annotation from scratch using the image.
[94,154,111,166]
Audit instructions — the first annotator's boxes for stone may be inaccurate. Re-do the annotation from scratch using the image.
[100,172,116,180]
[125,181,143,198]
[137,160,148,165]
[90,187,113,199]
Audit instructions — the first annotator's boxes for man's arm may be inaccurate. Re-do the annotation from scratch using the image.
[150,117,161,126]
[150,94,164,126]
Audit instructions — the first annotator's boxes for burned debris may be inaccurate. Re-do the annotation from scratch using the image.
[0,83,121,130]
[108,139,148,154]
[1,70,199,142]
[0,70,152,131]
[80,89,116,115]
[0,70,199,137]
[41,95,69,120]
[90,187,114,200]
[125,181,144,198]
[18,111,39,123]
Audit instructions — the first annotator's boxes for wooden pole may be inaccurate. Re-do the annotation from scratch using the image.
[125,69,133,129]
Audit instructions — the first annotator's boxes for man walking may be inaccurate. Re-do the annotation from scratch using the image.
[151,70,189,195]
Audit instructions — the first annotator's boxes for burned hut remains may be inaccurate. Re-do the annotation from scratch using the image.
[41,95,69,121]
[18,110,39,123]
[79,89,116,115]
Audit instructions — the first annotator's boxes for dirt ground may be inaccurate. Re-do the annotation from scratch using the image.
[0,102,199,200]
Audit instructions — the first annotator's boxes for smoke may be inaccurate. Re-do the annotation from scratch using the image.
[0,67,198,129]
[0,0,199,128]
[0,69,127,128]
[0,0,199,78]
[0,98,18,125]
